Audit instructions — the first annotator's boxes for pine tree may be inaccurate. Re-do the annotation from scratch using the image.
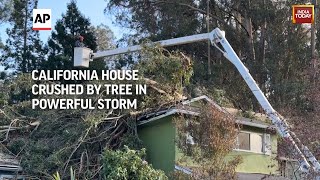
[44,0,106,71]
[1,0,44,73]
[107,0,312,111]
[0,0,12,23]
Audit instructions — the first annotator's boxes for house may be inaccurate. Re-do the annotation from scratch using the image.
[0,153,24,180]
[137,95,286,179]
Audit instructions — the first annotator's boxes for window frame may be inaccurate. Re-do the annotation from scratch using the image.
[234,130,271,155]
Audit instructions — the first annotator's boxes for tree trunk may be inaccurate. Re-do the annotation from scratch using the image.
[260,22,266,64]
[258,0,267,87]
[244,0,255,62]
[234,0,242,57]
[23,0,28,73]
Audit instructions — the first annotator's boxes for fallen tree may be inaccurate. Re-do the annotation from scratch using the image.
[0,46,195,179]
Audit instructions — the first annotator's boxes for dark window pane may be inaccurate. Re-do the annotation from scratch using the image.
[238,132,250,150]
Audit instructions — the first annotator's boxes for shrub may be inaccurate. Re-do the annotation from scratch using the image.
[102,146,168,180]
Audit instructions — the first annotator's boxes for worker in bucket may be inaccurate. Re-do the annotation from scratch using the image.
[75,35,85,47]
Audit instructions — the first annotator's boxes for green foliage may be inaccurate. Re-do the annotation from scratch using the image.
[0,76,8,107]
[53,167,76,180]
[94,24,116,51]
[1,0,45,73]
[136,45,193,109]
[7,73,34,103]
[171,171,193,180]
[102,146,168,180]
[0,45,193,178]
[0,0,197,180]
[107,0,313,113]
[1,0,318,179]
[107,0,199,39]
[174,104,242,179]
[0,0,13,23]
[139,44,193,88]
[44,0,105,71]
[8,112,90,175]
[0,71,7,79]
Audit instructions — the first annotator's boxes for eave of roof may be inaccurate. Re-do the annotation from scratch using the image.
[236,117,271,129]
[138,109,199,125]
[0,153,22,172]
[138,108,271,129]
[137,95,273,129]
[0,164,21,171]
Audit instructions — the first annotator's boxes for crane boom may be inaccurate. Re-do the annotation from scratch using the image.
[94,33,213,58]
[74,28,320,175]
[210,29,320,174]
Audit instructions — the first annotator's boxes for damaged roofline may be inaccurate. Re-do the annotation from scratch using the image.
[138,109,199,125]
[137,95,273,129]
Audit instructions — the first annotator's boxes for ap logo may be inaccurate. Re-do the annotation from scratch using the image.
[33,9,51,30]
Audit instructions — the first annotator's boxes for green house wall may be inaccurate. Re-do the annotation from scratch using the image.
[138,115,279,176]
[138,116,176,175]
[231,126,279,174]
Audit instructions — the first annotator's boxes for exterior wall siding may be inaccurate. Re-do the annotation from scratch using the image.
[231,126,279,174]
[138,116,176,175]
[138,115,279,176]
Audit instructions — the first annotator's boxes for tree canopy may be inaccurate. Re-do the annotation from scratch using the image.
[44,0,106,71]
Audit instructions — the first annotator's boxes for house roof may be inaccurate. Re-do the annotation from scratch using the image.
[0,153,21,172]
[137,95,273,129]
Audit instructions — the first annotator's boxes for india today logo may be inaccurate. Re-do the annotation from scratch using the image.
[292,5,314,24]
[32,9,51,30]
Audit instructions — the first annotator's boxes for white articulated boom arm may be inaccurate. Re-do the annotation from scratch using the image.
[74,28,320,175]
[93,33,212,58]
[210,29,320,174]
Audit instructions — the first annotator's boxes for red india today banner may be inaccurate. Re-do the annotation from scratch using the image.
[292,5,314,24]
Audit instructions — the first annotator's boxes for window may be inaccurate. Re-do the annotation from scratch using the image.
[235,131,271,154]
[238,132,250,150]
[251,133,263,153]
